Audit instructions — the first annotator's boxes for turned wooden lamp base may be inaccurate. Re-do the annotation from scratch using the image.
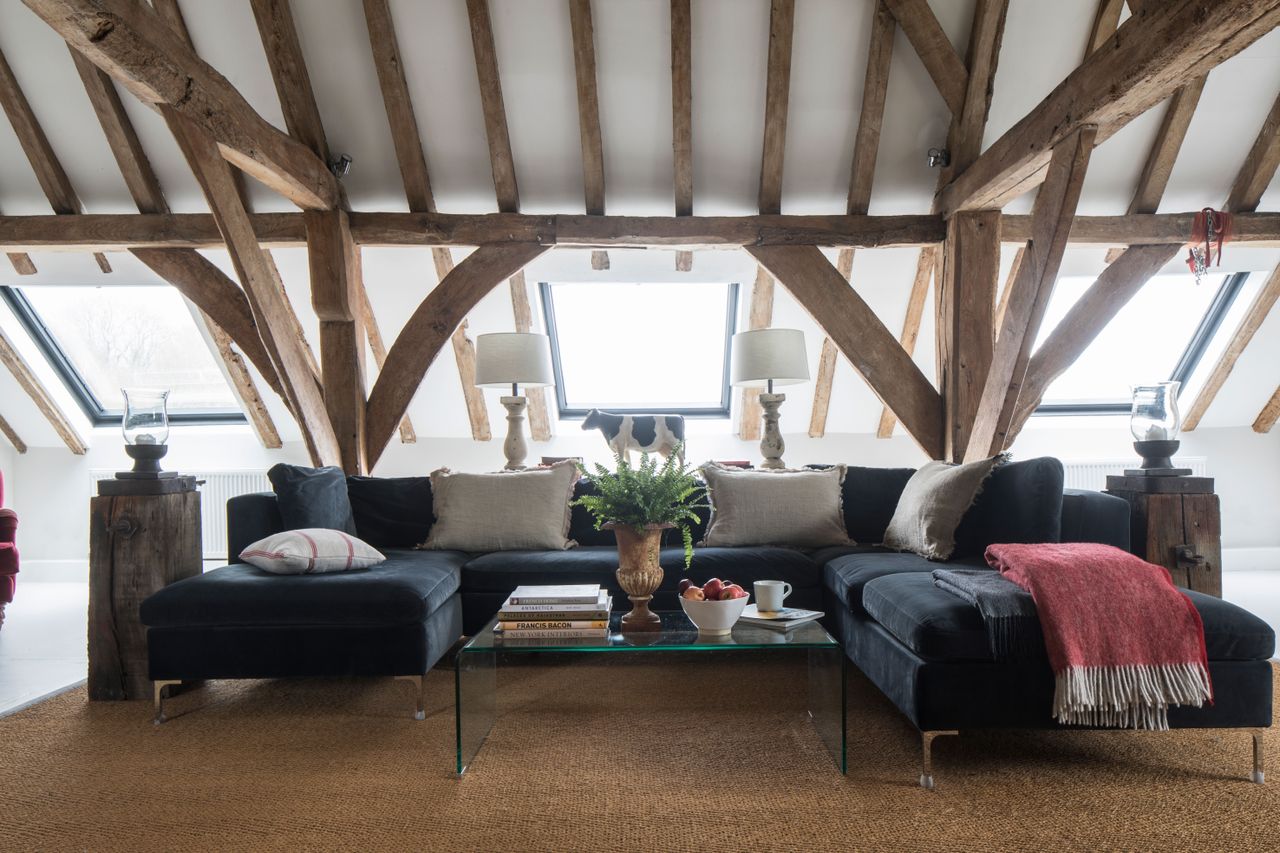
[758,392,787,470]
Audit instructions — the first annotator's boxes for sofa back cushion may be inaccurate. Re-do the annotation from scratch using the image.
[267,463,356,535]
[840,466,917,543]
[952,456,1064,558]
[346,475,434,549]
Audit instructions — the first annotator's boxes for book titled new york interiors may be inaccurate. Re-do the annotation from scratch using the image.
[507,584,602,606]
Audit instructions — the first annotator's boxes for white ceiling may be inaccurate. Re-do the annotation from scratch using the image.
[0,0,1278,450]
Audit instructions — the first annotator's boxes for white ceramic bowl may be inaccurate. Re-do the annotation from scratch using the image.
[679,594,750,635]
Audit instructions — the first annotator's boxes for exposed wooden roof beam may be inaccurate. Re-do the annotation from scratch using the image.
[880,0,1006,440]
[0,325,86,454]
[671,0,693,271]
[0,412,26,454]
[22,0,339,210]
[185,304,281,450]
[882,0,968,115]
[365,242,550,469]
[171,113,340,466]
[467,0,520,213]
[569,0,608,270]
[0,45,110,273]
[508,270,552,442]
[1085,0,1125,56]
[353,248,415,445]
[748,244,942,458]
[936,0,1280,216]
[1254,384,1280,433]
[249,0,330,163]
[1225,89,1280,213]
[814,2,896,437]
[964,126,1094,461]
[739,267,776,442]
[1183,265,1280,430]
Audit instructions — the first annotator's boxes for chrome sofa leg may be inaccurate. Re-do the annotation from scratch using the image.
[396,675,426,721]
[1252,730,1266,784]
[153,680,181,725]
[920,730,958,790]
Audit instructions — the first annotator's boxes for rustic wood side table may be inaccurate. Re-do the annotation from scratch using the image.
[88,476,201,700]
[1104,474,1221,597]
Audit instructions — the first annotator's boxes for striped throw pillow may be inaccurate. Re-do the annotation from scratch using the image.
[240,529,385,575]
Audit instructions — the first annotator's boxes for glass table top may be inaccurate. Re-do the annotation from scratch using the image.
[461,611,838,653]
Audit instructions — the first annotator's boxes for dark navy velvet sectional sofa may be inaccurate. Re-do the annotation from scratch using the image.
[141,457,1274,781]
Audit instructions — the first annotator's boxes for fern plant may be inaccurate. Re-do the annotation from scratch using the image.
[571,445,708,569]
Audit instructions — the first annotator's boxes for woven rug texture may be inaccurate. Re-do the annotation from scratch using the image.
[0,656,1275,852]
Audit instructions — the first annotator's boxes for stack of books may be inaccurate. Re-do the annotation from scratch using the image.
[495,584,612,639]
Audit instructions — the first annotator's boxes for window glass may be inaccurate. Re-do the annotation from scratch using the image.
[543,281,736,414]
[1035,273,1225,405]
[20,286,239,414]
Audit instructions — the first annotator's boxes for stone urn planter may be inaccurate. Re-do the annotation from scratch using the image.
[604,522,672,631]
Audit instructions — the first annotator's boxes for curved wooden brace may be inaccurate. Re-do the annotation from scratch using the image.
[364,242,550,468]
[132,247,284,398]
[746,244,943,459]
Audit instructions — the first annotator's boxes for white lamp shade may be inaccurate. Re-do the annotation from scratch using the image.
[474,333,555,389]
[730,328,809,388]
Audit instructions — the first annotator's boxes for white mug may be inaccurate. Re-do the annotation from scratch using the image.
[754,580,792,612]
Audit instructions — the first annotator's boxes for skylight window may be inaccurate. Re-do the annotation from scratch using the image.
[3,286,244,424]
[1033,271,1248,413]
[540,281,738,417]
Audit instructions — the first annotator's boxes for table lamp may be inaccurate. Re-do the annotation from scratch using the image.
[731,328,809,469]
[475,333,555,470]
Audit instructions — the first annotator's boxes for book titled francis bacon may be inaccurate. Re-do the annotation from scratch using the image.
[498,620,608,631]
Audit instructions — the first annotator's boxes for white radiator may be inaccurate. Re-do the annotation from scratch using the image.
[91,469,270,560]
[1060,457,1207,491]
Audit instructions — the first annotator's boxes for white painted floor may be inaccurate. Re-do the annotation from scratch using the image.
[0,573,1277,718]
[0,583,88,717]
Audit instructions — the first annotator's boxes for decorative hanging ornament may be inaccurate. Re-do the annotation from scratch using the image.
[1186,207,1233,284]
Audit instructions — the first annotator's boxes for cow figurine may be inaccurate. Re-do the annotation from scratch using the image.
[582,409,685,465]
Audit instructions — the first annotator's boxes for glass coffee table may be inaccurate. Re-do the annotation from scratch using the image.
[455,611,846,775]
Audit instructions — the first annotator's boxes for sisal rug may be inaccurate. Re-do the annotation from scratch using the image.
[0,656,1275,852]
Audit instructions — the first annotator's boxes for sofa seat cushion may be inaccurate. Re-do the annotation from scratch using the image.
[862,572,1276,663]
[460,545,823,594]
[140,549,465,629]
[824,549,986,617]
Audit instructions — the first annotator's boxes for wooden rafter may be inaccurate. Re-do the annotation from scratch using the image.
[1085,0,1125,56]
[807,338,838,438]
[671,0,693,272]
[171,113,340,466]
[747,245,943,458]
[936,0,1280,216]
[740,0,794,442]
[0,412,26,454]
[879,0,1006,440]
[508,270,552,441]
[568,0,609,271]
[739,267,776,442]
[0,325,86,454]
[353,248,414,444]
[0,45,110,273]
[467,0,520,213]
[882,0,968,115]
[23,0,338,210]
[361,0,473,443]
[365,242,550,469]
[1254,385,1280,433]
[1226,89,1280,213]
[249,0,331,164]
[1183,265,1280,430]
[964,126,1094,462]
[68,29,285,448]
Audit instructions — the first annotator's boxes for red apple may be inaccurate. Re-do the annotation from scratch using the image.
[701,578,724,601]
[677,578,693,594]
[720,583,747,600]
[681,586,706,601]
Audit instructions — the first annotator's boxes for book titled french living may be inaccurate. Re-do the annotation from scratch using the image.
[507,584,602,606]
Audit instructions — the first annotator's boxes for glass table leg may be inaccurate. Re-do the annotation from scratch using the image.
[807,646,846,774]
[455,648,497,776]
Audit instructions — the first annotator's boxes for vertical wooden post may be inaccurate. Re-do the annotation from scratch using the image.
[306,209,367,474]
[937,210,1000,461]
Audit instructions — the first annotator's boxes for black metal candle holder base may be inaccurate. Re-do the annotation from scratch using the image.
[116,443,178,480]
[1124,439,1192,477]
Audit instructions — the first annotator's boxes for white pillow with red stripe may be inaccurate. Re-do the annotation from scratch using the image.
[239,529,385,575]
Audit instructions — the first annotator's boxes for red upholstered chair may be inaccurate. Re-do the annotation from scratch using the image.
[0,470,17,628]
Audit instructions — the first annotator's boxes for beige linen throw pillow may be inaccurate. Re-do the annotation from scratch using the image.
[882,455,1004,560]
[699,463,853,548]
[420,460,580,551]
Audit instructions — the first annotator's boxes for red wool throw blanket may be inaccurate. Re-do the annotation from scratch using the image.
[985,542,1212,730]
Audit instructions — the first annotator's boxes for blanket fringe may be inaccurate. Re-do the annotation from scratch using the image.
[1054,663,1212,730]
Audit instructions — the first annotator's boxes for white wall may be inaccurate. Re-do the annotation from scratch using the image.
[7,419,1278,570]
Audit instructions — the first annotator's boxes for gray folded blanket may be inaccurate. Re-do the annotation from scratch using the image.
[932,568,1043,662]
